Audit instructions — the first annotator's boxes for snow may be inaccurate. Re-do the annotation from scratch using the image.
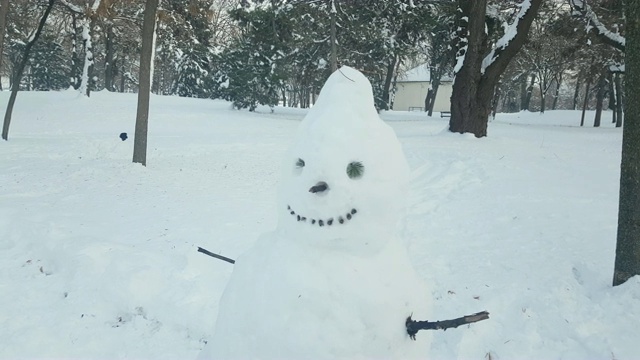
[453,43,467,75]
[610,63,625,72]
[91,0,101,12]
[59,0,84,14]
[1,89,638,359]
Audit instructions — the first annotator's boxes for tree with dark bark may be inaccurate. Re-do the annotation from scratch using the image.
[521,73,536,111]
[593,71,607,127]
[569,0,625,52]
[132,0,159,166]
[614,71,623,128]
[2,0,55,141]
[329,0,337,73]
[516,3,580,114]
[580,67,593,127]
[0,0,10,90]
[449,0,543,137]
[613,2,640,286]
[425,20,454,116]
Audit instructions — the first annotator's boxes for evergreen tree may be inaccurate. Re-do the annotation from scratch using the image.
[157,0,218,98]
[219,0,435,110]
[30,33,70,90]
[218,3,291,110]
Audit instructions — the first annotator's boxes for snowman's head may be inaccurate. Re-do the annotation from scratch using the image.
[277,67,410,254]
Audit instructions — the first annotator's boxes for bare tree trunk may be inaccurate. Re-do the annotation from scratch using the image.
[609,72,617,123]
[381,55,397,111]
[518,73,527,110]
[104,23,116,92]
[133,0,159,166]
[522,74,536,111]
[614,1,640,286]
[612,96,617,125]
[2,0,55,140]
[0,0,10,91]
[426,65,442,116]
[580,76,592,126]
[572,72,582,110]
[425,87,439,116]
[70,13,83,89]
[539,78,546,113]
[593,72,606,127]
[615,72,623,128]
[120,56,126,92]
[450,0,542,137]
[298,86,303,107]
[79,18,95,97]
[491,83,501,118]
[330,0,337,73]
[312,86,317,105]
[450,0,489,136]
[552,73,562,110]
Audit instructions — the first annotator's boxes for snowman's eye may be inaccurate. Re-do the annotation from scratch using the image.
[296,158,305,168]
[346,161,364,179]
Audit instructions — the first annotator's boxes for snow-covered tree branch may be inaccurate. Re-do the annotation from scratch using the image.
[569,0,625,52]
[483,0,543,82]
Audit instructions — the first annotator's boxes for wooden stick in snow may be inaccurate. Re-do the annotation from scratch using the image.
[197,247,235,264]
[406,311,490,340]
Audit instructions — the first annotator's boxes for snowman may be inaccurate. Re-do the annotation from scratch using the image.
[200,66,431,359]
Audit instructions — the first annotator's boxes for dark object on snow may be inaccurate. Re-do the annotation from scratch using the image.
[119,132,128,141]
[309,181,329,194]
[198,246,235,264]
[406,311,490,340]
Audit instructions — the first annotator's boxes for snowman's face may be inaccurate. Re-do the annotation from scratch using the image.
[284,151,364,228]
[277,121,409,251]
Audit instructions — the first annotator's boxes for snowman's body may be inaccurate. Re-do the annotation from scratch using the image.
[202,67,431,359]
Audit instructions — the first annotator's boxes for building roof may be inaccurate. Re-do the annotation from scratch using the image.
[397,63,453,83]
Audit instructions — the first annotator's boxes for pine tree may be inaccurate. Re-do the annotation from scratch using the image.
[218,3,290,110]
[30,33,70,91]
[158,0,218,98]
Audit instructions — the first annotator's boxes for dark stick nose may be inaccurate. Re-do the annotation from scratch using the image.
[309,181,329,194]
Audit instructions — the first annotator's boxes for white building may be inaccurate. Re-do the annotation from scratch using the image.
[393,63,453,113]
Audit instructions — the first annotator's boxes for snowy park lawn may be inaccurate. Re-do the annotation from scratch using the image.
[1,89,638,359]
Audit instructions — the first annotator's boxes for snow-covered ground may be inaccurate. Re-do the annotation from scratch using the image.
[1,89,637,359]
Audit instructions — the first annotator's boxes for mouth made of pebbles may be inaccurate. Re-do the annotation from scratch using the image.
[287,205,357,227]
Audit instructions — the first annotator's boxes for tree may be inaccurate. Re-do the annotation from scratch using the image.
[424,19,454,116]
[216,0,434,110]
[570,0,640,286]
[449,0,543,137]
[613,2,640,286]
[217,3,290,110]
[78,1,100,97]
[133,0,159,166]
[329,0,337,72]
[0,0,10,90]
[2,0,56,141]
[570,0,625,52]
[518,4,583,113]
[30,33,70,90]
[613,70,623,128]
